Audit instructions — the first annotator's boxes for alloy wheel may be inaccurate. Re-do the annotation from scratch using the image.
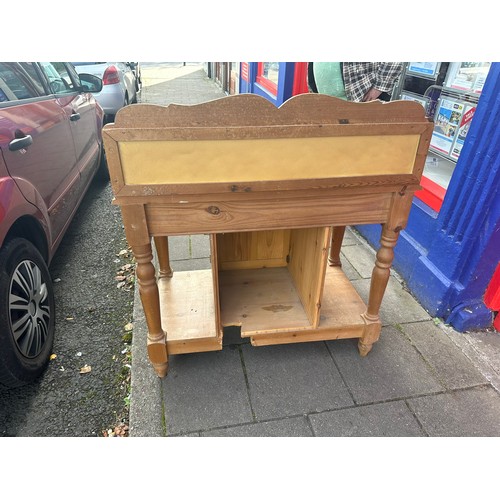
[9,259,51,358]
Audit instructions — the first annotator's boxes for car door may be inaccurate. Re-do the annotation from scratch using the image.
[38,62,100,190]
[0,62,80,249]
[117,62,136,103]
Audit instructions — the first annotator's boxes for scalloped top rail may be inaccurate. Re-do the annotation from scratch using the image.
[110,93,430,128]
[102,93,434,197]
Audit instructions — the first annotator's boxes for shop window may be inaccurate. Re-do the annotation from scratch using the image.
[396,62,492,212]
[256,62,279,95]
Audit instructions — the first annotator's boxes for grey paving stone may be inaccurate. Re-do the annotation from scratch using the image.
[309,400,424,436]
[402,321,487,389]
[202,416,313,436]
[337,254,361,281]
[166,235,191,261]
[327,327,443,404]
[171,257,212,272]
[190,234,211,259]
[139,66,223,107]
[342,227,360,246]
[161,347,252,435]
[462,329,500,368]
[241,342,353,420]
[129,285,165,437]
[341,243,376,279]
[351,276,431,326]
[407,386,500,436]
[441,324,500,393]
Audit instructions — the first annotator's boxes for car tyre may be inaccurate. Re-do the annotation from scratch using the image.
[0,238,55,388]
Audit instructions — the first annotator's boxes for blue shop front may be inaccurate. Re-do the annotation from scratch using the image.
[239,62,500,332]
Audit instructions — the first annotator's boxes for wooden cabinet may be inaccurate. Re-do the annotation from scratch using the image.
[103,93,433,378]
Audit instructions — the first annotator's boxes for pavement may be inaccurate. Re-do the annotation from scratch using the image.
[127,63,500,437]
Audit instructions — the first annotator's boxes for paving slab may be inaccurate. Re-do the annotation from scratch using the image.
[309,400,425,436]
[351,275,432,326]
[327,326,443,404]
[166,234,211,261]
[166,235,191,261]
[401,321,488,390]
[341,242,377,279]
[407,386,500,436]
[241,342,353,420]
[201,416,313,436]
[129,285,164,437]
[162,347,252,435]
[139,65,224,106]
[337,254,361,281]
[190,234,211,259]
[170,258,211,272]
[342,227,361,246]
[440,323,500,392]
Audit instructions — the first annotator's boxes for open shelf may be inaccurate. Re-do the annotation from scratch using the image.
[229,267,366,346]
[219,267,314,335]
[158,269,221,355]
[250,266,366,346]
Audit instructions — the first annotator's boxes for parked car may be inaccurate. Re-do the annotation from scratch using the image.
[0,61,105,388]
[72,62,138,123]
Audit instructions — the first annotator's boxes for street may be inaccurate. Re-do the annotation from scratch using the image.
[0,172,134,436]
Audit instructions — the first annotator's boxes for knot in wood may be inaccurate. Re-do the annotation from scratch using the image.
[207,205,221,215]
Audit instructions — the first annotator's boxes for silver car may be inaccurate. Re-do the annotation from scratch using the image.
[71,62,138,122]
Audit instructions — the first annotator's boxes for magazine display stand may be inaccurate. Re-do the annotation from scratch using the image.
[102,93,433,378]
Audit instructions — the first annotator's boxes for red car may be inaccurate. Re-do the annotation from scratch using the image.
[0,62,106,388]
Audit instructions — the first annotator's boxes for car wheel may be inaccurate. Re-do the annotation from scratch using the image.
[0,238,55,388]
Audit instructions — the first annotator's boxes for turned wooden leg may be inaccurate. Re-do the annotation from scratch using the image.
[154,236,173,278]
[359,225,399,356]
[133,243,169,377]
[328,226,346,267]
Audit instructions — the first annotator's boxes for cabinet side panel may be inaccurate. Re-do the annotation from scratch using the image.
[288,227,331,327]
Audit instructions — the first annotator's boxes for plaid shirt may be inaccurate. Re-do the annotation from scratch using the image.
[342,62,403,102]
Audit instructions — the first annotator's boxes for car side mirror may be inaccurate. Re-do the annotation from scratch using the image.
[78,73,103,93]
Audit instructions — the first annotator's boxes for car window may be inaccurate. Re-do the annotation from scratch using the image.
[19,62,47,95]
[40,62,77,95]
[0,62,41,101]
[66,63,82,88]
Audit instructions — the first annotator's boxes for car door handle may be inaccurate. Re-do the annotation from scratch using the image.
[9,134,33,151]
[70,112,81,121]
